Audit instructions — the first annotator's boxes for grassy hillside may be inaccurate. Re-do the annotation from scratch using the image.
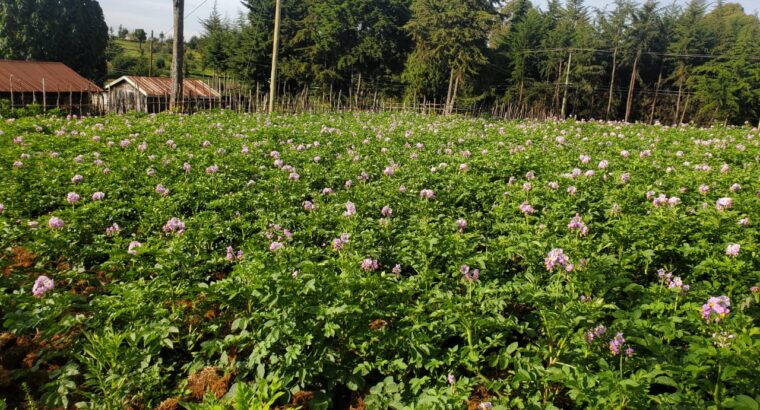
[107,38,212,81]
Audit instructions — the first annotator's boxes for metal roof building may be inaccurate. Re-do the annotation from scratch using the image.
[0,60,102,112]
[104,76,220,113]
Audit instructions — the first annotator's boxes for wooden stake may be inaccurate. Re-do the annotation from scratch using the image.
[268,0,282,114]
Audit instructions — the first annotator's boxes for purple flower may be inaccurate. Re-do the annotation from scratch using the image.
[737,218,750,227]
[332,233,350,251]
[447,373,455,385]
[609,332,625,355]
[625,347,635,357]
[162,217,185,235]
[702,296,730,322]
[584,324,607,343]
[91,192,105,201]
[71,174,83,183]
[726,243,740,257]
[105,223,120,236]
[155,184,169,197]
[478,402,493,410]
[128,241,142,255]
[456,218,467,233]
[459,163,469,172]
[419,189,435,199]
[32,275,54,297]
[344,201,356,217]
[699,184,710,195]
[567,214,588,235]
[225,246,235,262]
[289,171,300,181]
[519,202,536,215]
[567,186,577,196]
[730,183,741,193]
[66,192,80,204]
[48,216,64,229]
[545,248,570,272]
[621,173,630,183]
[461,265,480,282]
[303,200,315,211]
[183,162,192,173]
[392,264,402,276]
[716,197,733,212]
[381,206,393,218]
[522,182,532,191]
[399,185,407,193]
[206,165,219,174]
[269,241,284,252]
[361,258,379,272]
[0,203,4,214]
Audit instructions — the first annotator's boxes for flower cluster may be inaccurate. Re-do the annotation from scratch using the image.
[567,213,589,236]
[361,258,379,272]
[584,325,607,343]
[461,265,480,282]
[32,275,54,297]
[544,248,571,272]
[609,332,633,357]
[225,246,244,262]
[702,296,730,322]
[725,243,740,257]
[163,217,186,235]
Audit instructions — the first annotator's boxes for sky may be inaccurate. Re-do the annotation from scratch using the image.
[99,0,760,38]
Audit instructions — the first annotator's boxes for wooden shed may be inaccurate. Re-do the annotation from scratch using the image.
[0,60,103,113]
[104,76,220,113]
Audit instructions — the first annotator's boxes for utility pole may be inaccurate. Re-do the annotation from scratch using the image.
[170,0,184,111]
[149,30,154,76]
[560,50,572,119]
[268,0,282,114]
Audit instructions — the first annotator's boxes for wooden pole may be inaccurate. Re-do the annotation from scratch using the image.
[606,47,617,120]
[41,78,46,111]
[561,50,572,119]
[170,0,184,111]
[625,49,640,123]
[149,30,154,76]
[268,0,282,114]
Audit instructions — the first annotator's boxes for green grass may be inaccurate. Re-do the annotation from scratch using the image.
[110,39,213,79]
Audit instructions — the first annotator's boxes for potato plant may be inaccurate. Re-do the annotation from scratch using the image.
[1,112,759,409]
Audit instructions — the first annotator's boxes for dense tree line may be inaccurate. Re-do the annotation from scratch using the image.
[0,0,109,82]
[201,0,760,124]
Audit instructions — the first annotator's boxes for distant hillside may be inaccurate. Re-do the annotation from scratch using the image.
[106,38,212,81]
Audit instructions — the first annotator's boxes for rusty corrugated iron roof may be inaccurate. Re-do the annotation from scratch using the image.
[0,60,102,93]
[105,76,220,98]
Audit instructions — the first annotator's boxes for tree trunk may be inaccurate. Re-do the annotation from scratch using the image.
[606,47,617,120]
[450,68,461,115]
[169,0,184,111]
[624,49,640,123]
[561,51,573,119]
[674,82,683,124]
[679,94,690,124]
[445,66,455,115]
[649,70,662,124]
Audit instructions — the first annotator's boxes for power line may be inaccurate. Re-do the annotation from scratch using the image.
[516,47,760,61]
